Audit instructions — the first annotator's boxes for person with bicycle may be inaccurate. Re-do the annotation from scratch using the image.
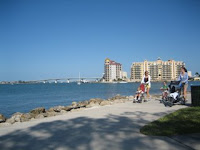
[141,71,151,99]
[178,66,188,100]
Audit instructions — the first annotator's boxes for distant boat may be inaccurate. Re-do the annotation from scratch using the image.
[77,72,81,85]
[112,82,118,84]
[119,81,128,83]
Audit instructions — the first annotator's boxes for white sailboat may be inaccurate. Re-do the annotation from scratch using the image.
[77,72,81,85]
[67,79,70,83]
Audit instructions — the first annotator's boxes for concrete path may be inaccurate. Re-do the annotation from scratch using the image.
[0,98,199,150]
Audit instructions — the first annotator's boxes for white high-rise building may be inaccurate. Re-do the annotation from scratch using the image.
[104,58,122,82]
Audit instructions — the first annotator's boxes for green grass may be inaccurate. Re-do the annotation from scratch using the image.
[140,107,200,136]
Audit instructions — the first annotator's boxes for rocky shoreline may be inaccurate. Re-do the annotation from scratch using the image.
[0,94,161,126]
[0,95,129,126]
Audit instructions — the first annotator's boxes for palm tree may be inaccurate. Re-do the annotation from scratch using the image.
[195,72,200,77]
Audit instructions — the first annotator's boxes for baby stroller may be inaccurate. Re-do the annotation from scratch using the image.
[133,84,147,103]
[162,81,186,107]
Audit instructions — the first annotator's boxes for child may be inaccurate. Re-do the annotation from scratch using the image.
[133,84,145,102]
[160,81,169,100]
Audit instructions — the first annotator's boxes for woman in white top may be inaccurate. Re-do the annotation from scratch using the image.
[141,71,151,99]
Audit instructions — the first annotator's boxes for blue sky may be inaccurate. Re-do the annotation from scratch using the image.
[0,0,200,81]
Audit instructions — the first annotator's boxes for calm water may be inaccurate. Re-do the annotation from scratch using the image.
[0,81,199,117]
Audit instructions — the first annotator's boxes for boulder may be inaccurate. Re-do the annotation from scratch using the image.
[48,108,55,112]
[89,98,104,104]
[86,100,101,108]
[6,112,23,124]
[0,114,6,123]
[111,94,127,101]
[30,107,45,115]
[63,106,73,111]
[77,100,89,107]
[13,112,23,122]
[48,106,65,112]
[45,111,57,117]
[6,118,15,124]
[35,114,45,119]
[60,110,67,114]
[71,102,78,107]
[20,113,32,122]
[100,100,111,106]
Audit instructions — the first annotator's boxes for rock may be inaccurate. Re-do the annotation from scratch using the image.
[29,107,45,118]
[63,106,73,111]
[48,108,55,112]
[30,107,45,115]
[100,100,111,106]
[20,113,32,122]
[35,114,45,119]
[48,106,65,112]
[71,102,78,107]
[6,112,23,124]
[6,118,15,124]
[0,114,6,123]
[111,94,127,101]
[60,110,67,114]
[43,113,48,117]
[77,101,89,107]
[89,98,104,104]
[13,112,23,122]
[86,101,100,108]
[71,102,81,109]
[45,111,57,117]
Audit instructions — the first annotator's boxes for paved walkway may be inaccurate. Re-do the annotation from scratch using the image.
[0,98,199,150]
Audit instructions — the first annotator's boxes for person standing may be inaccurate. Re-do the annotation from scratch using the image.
[178,66,188,100]
[141,71,151,99]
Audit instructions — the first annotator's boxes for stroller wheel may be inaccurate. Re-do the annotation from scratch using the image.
[167,101,173,107]
[140,96,144,103]
[161,99,167,107]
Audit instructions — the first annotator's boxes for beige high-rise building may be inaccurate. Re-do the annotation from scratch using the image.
[131,58,185,82]
[104,58,122,82]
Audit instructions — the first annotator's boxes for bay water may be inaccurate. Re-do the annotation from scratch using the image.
[0,81,199,117]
